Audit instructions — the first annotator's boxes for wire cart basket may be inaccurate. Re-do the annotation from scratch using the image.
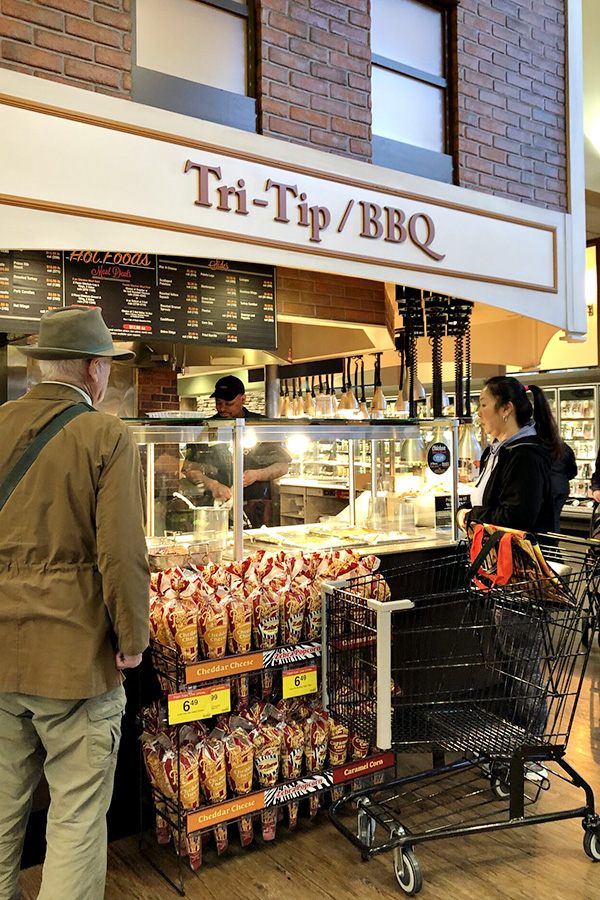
[324,536,600,894]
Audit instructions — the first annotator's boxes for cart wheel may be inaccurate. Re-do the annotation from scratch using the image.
[490,775,511,800]
[584,831,600,861]
[393,847,423,895]
[357,809,376,848]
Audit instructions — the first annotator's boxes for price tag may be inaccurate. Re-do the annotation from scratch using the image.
[282,665,318,699]
[167,683,231,724]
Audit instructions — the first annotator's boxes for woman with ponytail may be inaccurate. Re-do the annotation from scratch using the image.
[457,376,556,534]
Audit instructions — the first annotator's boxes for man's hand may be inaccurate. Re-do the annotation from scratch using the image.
[456,507,469,533]
[593,490,600,504]
[208,479,232,502]
[116,652,143,670]
[243,469,261,487]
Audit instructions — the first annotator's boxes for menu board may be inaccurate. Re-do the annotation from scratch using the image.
[0,250,63,320]
[0,251,277,350]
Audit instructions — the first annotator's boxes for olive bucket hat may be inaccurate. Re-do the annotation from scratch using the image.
[19,306,135,360]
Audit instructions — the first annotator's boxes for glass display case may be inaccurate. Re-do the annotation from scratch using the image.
[558,387,597,509]
[127,418,461,557]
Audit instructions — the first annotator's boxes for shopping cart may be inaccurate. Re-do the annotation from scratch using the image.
[324,537,600,894]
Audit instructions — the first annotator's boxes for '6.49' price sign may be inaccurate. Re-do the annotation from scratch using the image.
[167,684,231,725]
[282,665,318,700]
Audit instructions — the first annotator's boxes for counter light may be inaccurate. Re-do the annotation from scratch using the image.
[286,434,310,457]
[242,429,258,449]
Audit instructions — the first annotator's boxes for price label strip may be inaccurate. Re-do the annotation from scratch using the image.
[167,683,231,725]
[282,664,318,699]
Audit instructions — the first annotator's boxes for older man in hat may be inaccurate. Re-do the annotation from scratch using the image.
[0,306,149,900]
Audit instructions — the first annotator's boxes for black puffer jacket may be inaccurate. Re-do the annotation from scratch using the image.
[464,434,554,534]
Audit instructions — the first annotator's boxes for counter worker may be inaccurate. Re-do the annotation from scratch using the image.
[183,375,291,528]
[0,306,150,900]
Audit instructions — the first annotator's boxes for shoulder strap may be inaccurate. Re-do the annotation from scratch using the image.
[0,402,94,515]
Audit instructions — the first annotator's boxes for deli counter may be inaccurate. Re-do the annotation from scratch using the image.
[126,417,463,560]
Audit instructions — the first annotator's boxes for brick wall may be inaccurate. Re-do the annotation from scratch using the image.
[0,0,132,96]
[276,267,386,325]
[456,0,567,212]
[257,0,371,161]
[137,366,179,416]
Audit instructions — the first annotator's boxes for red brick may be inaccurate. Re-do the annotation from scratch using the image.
[309,26,346,52]
[43,0,91,16]
[35,29,91,60]
[310,94,347,116]
[65,15,120,47]
[309,0,347,23]
[269,81,310,106]
[269,10,308,37]
[280,301,318,316]
[288,3,328,30]
[94,44,130,70]
[64,56,120,87]
[310,61,347,85]
[289,71,329,96]
[290,105,328,128]
[349,138,371,158]
[2,38,61,70]
[309,128,348,150]
[268,116,309,140]
[331,116,368,138]
[0,13,32,41]
[268,45,311,72]
[289,36,328,61]
[261,96,289,117]
[93,6,131,31]
[260,25,288,49]
[1,0,62,30]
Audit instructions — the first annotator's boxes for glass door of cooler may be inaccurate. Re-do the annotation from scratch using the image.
[543,388,557,418]
[558,386,597,508]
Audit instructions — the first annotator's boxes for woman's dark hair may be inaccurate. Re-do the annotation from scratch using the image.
[483,376,562,460]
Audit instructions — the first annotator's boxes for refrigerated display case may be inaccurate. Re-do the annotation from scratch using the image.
[558,387,597,515]
[126,418,462,556]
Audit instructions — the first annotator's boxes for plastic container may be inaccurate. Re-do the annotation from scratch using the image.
[193,507,229,562]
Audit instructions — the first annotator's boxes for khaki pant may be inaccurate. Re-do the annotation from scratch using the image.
[0,686,126,900]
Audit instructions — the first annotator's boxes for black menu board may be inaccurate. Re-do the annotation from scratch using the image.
[0,251,277,350]
[64,251,157,339]
[0,250,63,320]
[157,256,276,348]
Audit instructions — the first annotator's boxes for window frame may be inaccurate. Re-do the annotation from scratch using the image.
[131,0,257,132]
[371,0,458,183]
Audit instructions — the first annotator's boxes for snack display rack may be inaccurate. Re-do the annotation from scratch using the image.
[140,547,395,895]
[141,639,394,894]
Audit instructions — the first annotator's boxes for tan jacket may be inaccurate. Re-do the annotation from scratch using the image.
[0,383,150,699]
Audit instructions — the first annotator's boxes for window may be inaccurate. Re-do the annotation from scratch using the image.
[132,0,256,131]
[371,0,454,182]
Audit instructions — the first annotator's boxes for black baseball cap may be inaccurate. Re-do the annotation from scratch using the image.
[210,375,246,401]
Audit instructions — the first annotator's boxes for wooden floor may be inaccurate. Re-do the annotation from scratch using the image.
[21,649,600,900]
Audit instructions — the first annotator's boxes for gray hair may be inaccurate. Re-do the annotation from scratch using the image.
[38,358,91,382]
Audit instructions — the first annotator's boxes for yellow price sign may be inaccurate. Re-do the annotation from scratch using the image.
[167,683,231,724]
[282,665,318,699]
